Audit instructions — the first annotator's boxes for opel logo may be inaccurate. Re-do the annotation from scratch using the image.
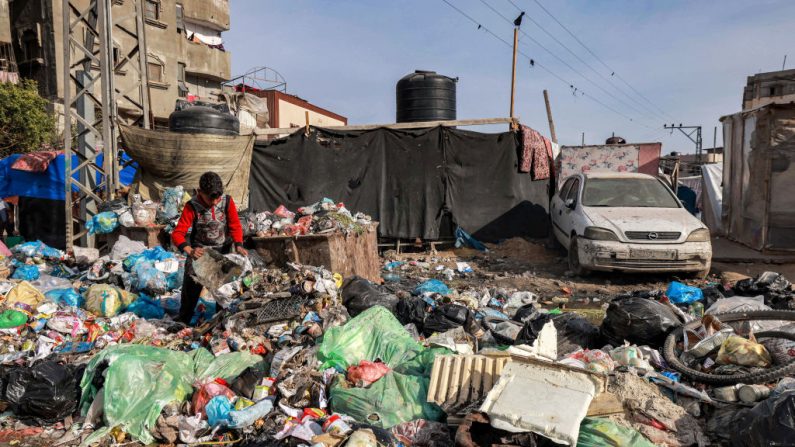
[648,232,659,240]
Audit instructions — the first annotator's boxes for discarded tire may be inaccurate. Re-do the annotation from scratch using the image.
[663,310,795,385]
[168,106,240,136]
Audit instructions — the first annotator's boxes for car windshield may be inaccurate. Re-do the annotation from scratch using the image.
[582,178,680,208]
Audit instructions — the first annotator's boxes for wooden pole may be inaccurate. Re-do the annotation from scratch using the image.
[509,27,518,128]
[305,110,310,136]
[543,89,557,143]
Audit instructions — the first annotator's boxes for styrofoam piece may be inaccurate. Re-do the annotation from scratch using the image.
[479,361,598,445]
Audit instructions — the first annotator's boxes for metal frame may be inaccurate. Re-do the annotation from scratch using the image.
[62,0,149,248]
[664,124,702,164]
[223,66,287,93]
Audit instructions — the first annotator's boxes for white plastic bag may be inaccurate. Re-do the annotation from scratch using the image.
[111,235,147,260]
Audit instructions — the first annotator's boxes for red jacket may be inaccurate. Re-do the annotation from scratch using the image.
[171,195,244,251]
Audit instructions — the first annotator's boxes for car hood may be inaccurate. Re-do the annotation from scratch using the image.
[583,206,704,237]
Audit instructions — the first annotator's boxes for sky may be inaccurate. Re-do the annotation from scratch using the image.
[225,0,795,152]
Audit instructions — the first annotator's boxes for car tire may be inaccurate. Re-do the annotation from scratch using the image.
[568,236,589,276]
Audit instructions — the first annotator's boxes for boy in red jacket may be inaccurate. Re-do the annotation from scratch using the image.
[171,171,248,324]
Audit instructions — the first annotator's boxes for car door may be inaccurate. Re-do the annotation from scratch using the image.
[551,177,576,245]
[557,177,581,246]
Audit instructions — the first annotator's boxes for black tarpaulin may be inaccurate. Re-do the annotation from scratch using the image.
[249,126,549,241]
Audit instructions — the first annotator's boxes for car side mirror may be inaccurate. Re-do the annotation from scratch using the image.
[565,198,575,209]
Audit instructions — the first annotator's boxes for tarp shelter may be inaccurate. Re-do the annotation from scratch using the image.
[0,153,136,248]
[556,143,662,188]
[721,103,795,251]
[120,124,254,208]
[249,126,551,242]
[701,163,723,234]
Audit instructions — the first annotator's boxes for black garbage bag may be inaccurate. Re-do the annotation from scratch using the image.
[700,286,726,309]
[5,361,80,422]
[395,296,429,328]
[600,296,680,348]
[230,367,261,399]
[731,390,795,447]
[342,276,399,317]
[735,272,795,310]
[512,303,541,323]
[552,312,601,355]
[423,304,474,337]
[515,313,552,346]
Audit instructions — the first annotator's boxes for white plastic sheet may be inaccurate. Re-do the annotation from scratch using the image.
[701,163,723,233]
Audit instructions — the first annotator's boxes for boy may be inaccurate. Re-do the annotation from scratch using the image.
[171,171,248,324]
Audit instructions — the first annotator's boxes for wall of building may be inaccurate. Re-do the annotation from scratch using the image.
[10,0,231,125]
[277,98,347,129]
[743,69,795,110]
[0,0,11,43]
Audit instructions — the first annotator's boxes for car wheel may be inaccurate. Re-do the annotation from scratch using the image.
[568,236,589,276]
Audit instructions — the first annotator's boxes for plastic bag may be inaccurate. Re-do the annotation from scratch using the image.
[190,298,217,326]
[206,395,233,427]
[559,349,615,373]
[503,291,538,317]
[31,274,73,293]
[342,276,399,317]
[12,240,64,260]
[123,246,174,271]
[157,186,185,223]
[127,294,165,319]
[577,417,657,447]
[86,211,119,235]
[0,309,28,329]
[318,306,427,372]
[228,397,275,429]
[454,226,487,251]
[132,262,169,295]
[4,280,45,310]
[706,295,769,314]
[111,235,146,261]
[192,378,237,418]
[716,335,772,368]
[85,284,127,317]
[72,246,99,265]
[413,279,450,296]
[79,346,261,445]
[45,288,84,308]
[732,390,795,446]
[330,371,443,428]
[666,281,704,304]
[348,360,391,387]
[600,296,680,348]
[11,263,40,281]
[5,361,79,422]
[553,312,601,356]
[423,304,481,338]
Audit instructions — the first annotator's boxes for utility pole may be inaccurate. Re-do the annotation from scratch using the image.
[509,12,523,129]
[664,124,702,164]
[543,89,557,143]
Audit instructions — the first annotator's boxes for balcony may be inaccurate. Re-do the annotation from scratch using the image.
[181,0,230,31]
[184,40,230,81]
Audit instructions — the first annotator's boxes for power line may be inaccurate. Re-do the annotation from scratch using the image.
[438,0,653,128]
[476,0,658,124]
[505,0,667,121]
[528,0,675,120]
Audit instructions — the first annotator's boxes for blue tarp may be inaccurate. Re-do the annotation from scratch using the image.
[0,153,136,200]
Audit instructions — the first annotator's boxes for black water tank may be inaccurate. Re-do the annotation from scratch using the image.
[605,136,626,144]
[396,70,457,123]
[168,106,239,136]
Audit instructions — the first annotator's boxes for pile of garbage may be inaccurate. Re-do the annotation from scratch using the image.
[85,186,189,235]
[3,227,795,447]
[242,198,373,237]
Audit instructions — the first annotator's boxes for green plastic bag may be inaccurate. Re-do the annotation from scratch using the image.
[0,309,27,328]
[318,306,448,428]
[577,418,657,447]
[318,306,425,371]
[330,371,443,428]
[79,345,261,445]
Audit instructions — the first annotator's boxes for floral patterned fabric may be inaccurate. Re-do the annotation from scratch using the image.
[556,145,640,187]
[11,151,60,173]
[519,125,552,180]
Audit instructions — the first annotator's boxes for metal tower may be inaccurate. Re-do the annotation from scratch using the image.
[61,0,150,248]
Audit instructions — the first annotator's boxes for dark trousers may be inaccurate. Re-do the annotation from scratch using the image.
[178,243,232,325]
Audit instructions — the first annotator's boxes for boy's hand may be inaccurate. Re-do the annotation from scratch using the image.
[235,246,249,257]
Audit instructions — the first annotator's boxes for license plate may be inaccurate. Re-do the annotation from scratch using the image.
[630,249,675,260]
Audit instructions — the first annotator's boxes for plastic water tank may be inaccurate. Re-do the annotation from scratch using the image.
[396,70,457,123]
[168,106,240,136]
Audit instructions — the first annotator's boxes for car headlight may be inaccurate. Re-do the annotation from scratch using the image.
[686,228,710,242]
[584,227,619,241]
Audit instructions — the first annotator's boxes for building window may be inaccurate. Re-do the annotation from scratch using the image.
[177,62,188,97]
[144,0,160,20]
[147,54,165,83]
[176,4,185,32]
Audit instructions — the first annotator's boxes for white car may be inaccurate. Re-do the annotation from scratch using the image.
[551,172,712,277]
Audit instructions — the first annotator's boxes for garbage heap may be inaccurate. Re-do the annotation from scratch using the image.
[2,230,795,447]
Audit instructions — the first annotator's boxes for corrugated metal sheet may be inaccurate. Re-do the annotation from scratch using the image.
[426,354,509,411]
